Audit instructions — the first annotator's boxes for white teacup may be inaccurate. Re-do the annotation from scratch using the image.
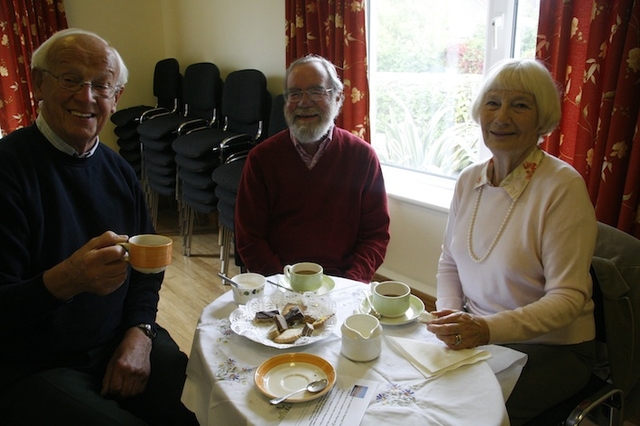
[283,262,323,292]
[231,273,266,305]
[372,281,411,318]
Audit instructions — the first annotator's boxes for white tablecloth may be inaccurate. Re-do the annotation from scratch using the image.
[181,276,526,426]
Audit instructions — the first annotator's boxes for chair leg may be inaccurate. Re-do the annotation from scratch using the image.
[177,201,184,239]
[180,205,188,255]
[175,169,182,231]
[177,202,184,238]
[220,226,226,276]
[140,145,150,209]
[149,190,159,229]
[185,207,195,257]
[221,226,232,278]
[232,232,246,273]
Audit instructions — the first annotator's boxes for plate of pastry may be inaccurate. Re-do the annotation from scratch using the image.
[229,291,336,349]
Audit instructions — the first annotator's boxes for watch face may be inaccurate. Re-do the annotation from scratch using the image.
[138,324,156,339]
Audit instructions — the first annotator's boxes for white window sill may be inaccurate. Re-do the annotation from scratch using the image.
[381,165,454,213]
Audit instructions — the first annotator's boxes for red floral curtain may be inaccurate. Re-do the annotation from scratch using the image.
[0,0,67,136]
[537,0,640,238]
[285,0,370,141]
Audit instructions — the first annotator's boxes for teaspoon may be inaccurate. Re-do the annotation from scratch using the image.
[217,272,240,288]
[361,291,381,318]
[269,378,328,405]
[266,278,292,292]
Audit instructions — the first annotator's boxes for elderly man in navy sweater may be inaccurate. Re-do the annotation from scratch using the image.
[0,29,196,425]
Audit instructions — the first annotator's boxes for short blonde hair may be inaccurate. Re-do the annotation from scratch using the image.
[470,59,561,137]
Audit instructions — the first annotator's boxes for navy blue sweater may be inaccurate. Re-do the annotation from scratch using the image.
[0,125,159,385]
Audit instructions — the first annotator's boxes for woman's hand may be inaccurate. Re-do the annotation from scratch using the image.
[425,309,490,349]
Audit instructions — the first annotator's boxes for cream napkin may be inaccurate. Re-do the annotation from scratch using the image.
[386,335,492,378]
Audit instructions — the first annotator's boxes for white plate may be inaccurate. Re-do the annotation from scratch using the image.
[359,294,425,326]
[277,275,336,295]
[229,292,336,349]
[254,353,336,403]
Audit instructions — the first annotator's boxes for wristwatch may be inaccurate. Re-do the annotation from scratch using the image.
[136,323,157,340]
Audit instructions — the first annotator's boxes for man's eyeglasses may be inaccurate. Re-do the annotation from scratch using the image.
[41,69,120,99]
[284,87,333,103]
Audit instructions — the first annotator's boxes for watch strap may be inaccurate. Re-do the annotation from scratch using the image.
[136,323,157,340]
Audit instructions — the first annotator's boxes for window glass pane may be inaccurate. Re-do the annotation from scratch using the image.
[514,0,540,59]
[369,0,540,179]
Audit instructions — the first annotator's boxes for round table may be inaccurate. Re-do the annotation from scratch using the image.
[181,275,526,426]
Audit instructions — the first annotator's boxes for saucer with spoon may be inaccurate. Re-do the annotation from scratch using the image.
[254,353,336,404]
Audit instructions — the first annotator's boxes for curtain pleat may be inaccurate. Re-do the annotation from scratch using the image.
[0,0,67,135]
[537,0,640,237]
[285,0,370,141]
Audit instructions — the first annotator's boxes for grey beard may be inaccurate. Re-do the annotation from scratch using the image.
[292,120,333,144]
[286,101,340,144]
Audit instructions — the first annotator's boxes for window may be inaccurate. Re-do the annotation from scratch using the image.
[367,0,540,205]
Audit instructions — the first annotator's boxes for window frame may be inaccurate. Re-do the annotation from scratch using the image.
[366,0,527,210]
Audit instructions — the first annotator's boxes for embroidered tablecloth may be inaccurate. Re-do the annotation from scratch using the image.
[181,276,526,426]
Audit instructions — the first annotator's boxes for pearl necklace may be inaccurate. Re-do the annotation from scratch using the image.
[467,186,518,263]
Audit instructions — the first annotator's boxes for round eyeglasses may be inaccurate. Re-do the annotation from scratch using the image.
[284,87,333,103]
[42,69,120,99]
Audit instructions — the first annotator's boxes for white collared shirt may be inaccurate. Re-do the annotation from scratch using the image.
[36,115,100,158]
[290,124,334,169]
[475,146,546,201]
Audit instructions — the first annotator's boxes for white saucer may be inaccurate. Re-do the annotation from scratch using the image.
[359,294,425,326]
[278,275,335,295]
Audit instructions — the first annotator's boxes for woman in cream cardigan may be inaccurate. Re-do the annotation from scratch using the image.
[427,59,597,425]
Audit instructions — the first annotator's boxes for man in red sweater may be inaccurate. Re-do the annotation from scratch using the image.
[235,55,390,283]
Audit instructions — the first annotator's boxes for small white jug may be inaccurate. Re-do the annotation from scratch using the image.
[341,314,382,362]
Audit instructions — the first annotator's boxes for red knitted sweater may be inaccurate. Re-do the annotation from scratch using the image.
[235,127,390,283]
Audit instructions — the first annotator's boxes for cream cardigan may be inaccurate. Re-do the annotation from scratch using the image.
[437,150,597,345]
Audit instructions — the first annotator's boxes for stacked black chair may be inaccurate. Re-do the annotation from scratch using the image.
[110,58,182,179]
[266,93,287,139]
[137,62,222,228]
[211,157,245,276]
[211,94,286,278]
[172,69,272,257]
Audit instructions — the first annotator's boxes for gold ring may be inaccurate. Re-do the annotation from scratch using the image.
[454,334,462,346]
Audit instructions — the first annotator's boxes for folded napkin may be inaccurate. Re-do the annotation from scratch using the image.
[386,335,491,378]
